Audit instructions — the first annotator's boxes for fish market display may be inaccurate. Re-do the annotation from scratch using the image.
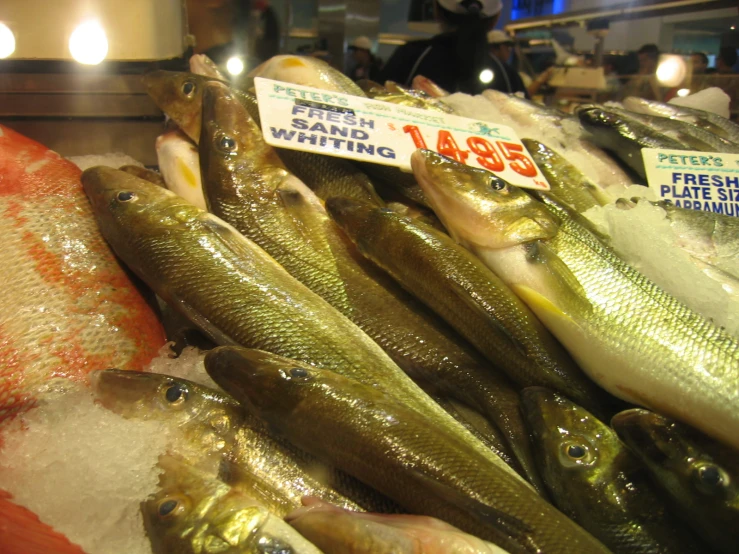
[82,166,530,486]
[613,409,739,554]
[92,368,390,514]
[0,125,165,422]
[5,56,739,554]
[205,347,611,554]
[522,388,707,554]
[248,54,366,96]
[198,82,540,486]
[286,498,510,554]
[412,149,739,451]
[155,128,207,210]
[577,106,688,180]
[143,455,322,554]
[522,139,612,212]
[325,197,610,417]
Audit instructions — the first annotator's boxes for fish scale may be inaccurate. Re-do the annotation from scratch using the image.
[0,125,164,422]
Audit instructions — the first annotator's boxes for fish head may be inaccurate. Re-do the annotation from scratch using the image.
[612,409,739,514]
[411,149,559,249]
[205,347,324,423]
[521,387,627,511]
[576,106,620,130]
[143,455,273,553]
[199,81,284,200]
[143,70,210,143]
[81,167,204,268]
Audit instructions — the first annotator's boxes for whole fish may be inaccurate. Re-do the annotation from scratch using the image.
[412,149,739,451]
[81,167,530,487]
[604,107,739,154]
[521,388,708,554]
[522,139,612,213]
[482,90,570,128]
[119,165,167,186]
[248,55,366,96]
[205,347,612,554]
[325,197,609,418]
[0,125,165,422]
[0,489,86,554]
[142,455,322,554]
[199,82,541,488]
[577,106,689,180]
[144,70,385,207]
[155,128,206,210]
[612,409,739,554]
[286,498,511,554]
[623,97,739,144]
[90,369,382,514]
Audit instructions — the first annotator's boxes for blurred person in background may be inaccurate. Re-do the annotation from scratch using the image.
[620,43,662,101]
[717,46,738,74]
[487,30,529,96]
[187,0,252,66]
[379,0,502,94]
[253,1,280,63]
[347,36,383,82]
[691,52,709,75]
[710,47,739,119]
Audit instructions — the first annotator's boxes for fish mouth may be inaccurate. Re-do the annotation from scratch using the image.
[611,409,670,464]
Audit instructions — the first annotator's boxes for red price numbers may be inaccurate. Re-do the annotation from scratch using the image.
[403,125,537,179]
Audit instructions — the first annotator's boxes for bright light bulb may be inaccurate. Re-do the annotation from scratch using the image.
[69,21,108,65]
[479,69,494,84]
[226,56,245,76]
[677,88,690,97]
[656,56,686,87]
[0,23,15,59]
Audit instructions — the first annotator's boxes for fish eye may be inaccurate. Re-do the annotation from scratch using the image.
[164,382,188,405]
[117,191,136,202]
[158,499,178,517]
[217,135,237,153]
[560,439,595,466]
[693,463,729,495]
[289,367,310,380]
[489,178,506,191]
[181,80,196,97]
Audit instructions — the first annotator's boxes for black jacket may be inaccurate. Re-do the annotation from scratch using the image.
[380,33,529,97]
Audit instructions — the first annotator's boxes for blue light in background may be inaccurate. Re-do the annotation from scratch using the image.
[510,0,567,21]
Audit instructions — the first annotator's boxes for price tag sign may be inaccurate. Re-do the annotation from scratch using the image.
[642,149,739,217]
[255,77,550,191]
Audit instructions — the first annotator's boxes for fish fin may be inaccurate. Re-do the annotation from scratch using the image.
[276,187,341,262]
[523,241,592,313]
[170,295,241,347]
[448,280,528,357]
[411,472,534,542]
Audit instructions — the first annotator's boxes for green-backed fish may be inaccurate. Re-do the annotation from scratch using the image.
[286,498,510,554]
[142,455,322,554]
[577,106,689,180]
[325,197,611,417]
[522,388,708,554]
[199,82,542,489]
[412,149,739,451]
[90,369,388,515]
[205,347,612,554]
[613,409,739,554]
[522,139,612,212]
[81,166,536,493]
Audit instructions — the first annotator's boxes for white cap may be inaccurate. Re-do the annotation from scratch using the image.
[487,30,514,45]
[437,0,504,17]
[349,36,373,51]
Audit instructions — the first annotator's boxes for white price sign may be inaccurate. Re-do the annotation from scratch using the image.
[642,149,739,217]
[255,77,550,191]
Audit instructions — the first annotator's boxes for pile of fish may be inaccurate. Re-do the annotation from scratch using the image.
[0,53,738,554]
